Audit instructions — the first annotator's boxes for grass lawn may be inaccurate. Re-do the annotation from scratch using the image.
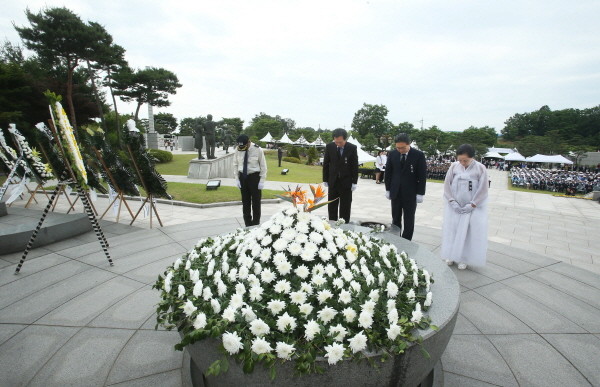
[155,154,197,176]
[166,182,283,204]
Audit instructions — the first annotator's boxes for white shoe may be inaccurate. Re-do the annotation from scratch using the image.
[445,260,454,266]
[457,263,467,270]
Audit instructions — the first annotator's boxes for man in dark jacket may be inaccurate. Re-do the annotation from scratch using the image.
[385,133,427,240]
[323,128,359,223]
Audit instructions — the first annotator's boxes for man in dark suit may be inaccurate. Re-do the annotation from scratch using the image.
[323,128,359,223]
[385,133,427,240]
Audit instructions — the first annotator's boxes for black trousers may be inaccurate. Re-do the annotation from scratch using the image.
[391,196,417,240]
[240,172,261,226]
[328,183,352,223]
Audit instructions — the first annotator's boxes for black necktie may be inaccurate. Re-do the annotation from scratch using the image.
[400,153,406,168]
[242,150,249,179]
[338,147,343,158]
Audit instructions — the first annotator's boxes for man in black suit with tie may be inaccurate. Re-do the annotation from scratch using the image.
[385,133,427,240]
[323,128,359,223]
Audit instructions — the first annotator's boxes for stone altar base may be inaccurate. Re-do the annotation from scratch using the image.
[188,153,236,180]
[0,201,7,217]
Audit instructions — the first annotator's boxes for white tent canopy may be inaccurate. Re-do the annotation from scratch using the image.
[260,132,274,142]
[357,146,376,164]
[294,134,309,145]
[503,152,526,162]
[525,154,573,164]
[310,135,325,147]
[277,133,293,144]
[347,135,363,149]
[488,147,515,154]
[484,151,504,159]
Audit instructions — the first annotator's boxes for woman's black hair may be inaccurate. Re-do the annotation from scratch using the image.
[456,144,475,158]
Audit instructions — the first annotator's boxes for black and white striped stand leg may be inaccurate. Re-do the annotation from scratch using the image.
[76,187,113,266]
[14,185,61,274]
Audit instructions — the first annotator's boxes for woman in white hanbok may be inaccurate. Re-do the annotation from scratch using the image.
[441,144,489,269]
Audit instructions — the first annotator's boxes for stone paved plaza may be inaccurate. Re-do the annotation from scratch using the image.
[1,165,599,386]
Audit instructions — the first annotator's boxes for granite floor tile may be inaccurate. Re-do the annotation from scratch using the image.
[0,268,115,324]
[458,291,532,334]
[0,260,92,310]
[0,258,13,269]
[501,276,600,333]
[487,334,590,386]
[450,268,496,290]
[468,263,518,282]
[475,282,587,333]
[486,251,539,274]
[0,246,53,263]
[27,327,135,387]
[106,369,183,387]
[526,268,600,308]
[89,286,160,329]
[0,323,27,346]
[37,276,145,327]
[441,334,517,386]
[0,253,70,287]
[542,334,600,386]
[0,325,79,386]
[442,372,502,387]
[106,330,183,385]
[453,313,481,335]
[122,253,183,284]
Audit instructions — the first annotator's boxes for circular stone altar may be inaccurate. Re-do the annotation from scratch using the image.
[183,225,460,387]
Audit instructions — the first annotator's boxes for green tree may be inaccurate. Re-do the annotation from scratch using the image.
[112,66,182,120]
[154,112,177,134]
[179,117,204,137]
[220,117,244,136]
[351,103,392,139]
[245,117,284,140]
[15,7,110,132]
[361,133,378,153]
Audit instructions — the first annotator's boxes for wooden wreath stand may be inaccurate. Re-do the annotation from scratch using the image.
[126,145,163,228]
[92,147,135,223]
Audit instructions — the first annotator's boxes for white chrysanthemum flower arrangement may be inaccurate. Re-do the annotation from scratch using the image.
[155,206,434,378]
[7,125,54,181]
[51,101,88,185]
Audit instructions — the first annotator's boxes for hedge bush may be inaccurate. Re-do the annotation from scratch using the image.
[282,156,302,164]
[148,149,173,163]
[287,146,300,159]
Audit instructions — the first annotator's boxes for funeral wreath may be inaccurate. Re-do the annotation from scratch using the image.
[154,185,434,379]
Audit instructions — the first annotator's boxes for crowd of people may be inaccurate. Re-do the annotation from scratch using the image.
[509,167,600,194]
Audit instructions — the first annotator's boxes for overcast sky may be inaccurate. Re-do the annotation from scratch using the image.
[3,0,599,133]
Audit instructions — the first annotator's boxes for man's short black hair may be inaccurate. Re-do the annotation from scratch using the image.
[394,133,410,144]
[456,144,475,158]
[332,128,348,140]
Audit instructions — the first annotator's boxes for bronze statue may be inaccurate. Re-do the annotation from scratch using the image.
[194,118,205,159]
[222,128,232,154]
[204,114,217,159]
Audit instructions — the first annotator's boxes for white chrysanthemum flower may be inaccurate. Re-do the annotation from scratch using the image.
[211,298,221,314]
[299,303,314,316]
[281,216,294,228]
[276,312,297,332]
[267,300,286,315]
[304,319,320,341]
[247,274,260,287]
[348,331,368,353]
[332,277,344,289]
[424,292,433,307]
[311,219,326,233]
[193,280,203,297]
[203,287,213,301]
[309,231,324,245]
[193,312,207,329]
[319,248,332,262]
[345,251,357,264]
[312,274,326,286]
[387,324,402,340]
[260,268,276,283]
[327,242,337,254]
[406,289,416,302]
[324,342,345,365]
[228,268,238,282]
[173,258,182,270]
[281,228,297,241]
[383,257,392,268]
[217,281,227,296]
[164,272,173,293]
[358,311,373,329]
[276,342,295,360]
[325,264,337,277]
[272,239,288,252]
[222,331,244,354]
[290,291,307,305]
[339,290,352,304]
[329,324,348,342]
[222,306,236,322]
[241,307,257,322]
[317,307,337,324]
[259,248,272,262]
[296,221,309,234]
[295,265,310,279]
[253,262,262,275]
[178,285,186,298]
[249,318,270,336]
[365,273,375,286]
[336,255,346,270]
[398,273,405,285]
[317,289,333,304]
[251,337,273,355]
[288,242,303,256]
[369,289,380,302]
[413,271,419,287]
[350,280,361,293]
[221,261,229,274]
[184,259,191,270]
[386,281,399,298]
[387,299,396,311]
[190,269,200,283]
[238,266,249,280]
[269,223,282,235]
[276,260,292,275]
[261,235,273,247]
[300,282,313,295]
[235,283,246,295]
[388,308,399,325]
[183,300,197,317]
[411,303,423,323]
[274,279,292,294]
[249,285,264,301]
[362,300,376,313]
[342,307,357,323]
[230,293,244,310]
[378,272,385,286]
